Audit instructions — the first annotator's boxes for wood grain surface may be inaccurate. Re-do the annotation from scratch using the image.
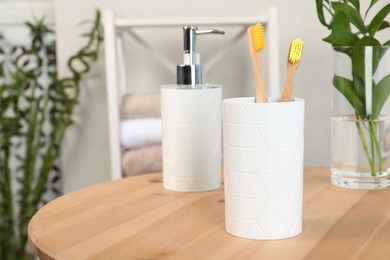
[28,167,390,259]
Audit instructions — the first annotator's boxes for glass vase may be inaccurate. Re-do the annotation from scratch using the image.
[331,46,390,189]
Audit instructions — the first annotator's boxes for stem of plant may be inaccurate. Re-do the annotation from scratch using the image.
[370,122,375,176]
[369,121,383,175]
[356,121,375,176]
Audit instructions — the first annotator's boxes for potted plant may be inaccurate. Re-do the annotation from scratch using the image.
[315,0,390,189]
[0,10,103,258]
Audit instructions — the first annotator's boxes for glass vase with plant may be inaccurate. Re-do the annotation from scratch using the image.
[0,10,103,258]
[315,0,390,189]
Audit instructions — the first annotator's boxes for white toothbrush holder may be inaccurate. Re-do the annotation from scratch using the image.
[222,97,304,240]
[161,85,222,192]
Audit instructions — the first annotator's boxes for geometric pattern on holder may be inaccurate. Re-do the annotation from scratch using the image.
[223,98,304,239]
[161,87,222,191]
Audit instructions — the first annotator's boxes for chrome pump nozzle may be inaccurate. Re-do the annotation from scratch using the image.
[177,27,225,85]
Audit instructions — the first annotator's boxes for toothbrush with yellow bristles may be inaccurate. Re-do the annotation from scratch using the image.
[281,38,304,102]
[247,23,268,103]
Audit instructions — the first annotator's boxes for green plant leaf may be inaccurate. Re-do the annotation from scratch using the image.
[355,36,381,46]
[378,21,390,31]
[349,0,360,13]
[368,3,390,37]
[353,38,383,77]
[0,10,103,255]
[332,2,366,34]
[315,0,332,29]
[351,46,369,90]
[333,75,366,118]
[372,74,390,119]
[332,10,351,32]
[365,0,380,19]
[352,71,366,104]
[369,0,379,9]
[323,31,359,46]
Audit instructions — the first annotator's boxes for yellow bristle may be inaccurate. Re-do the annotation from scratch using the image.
[289,38,303,63]
[250,23,265,52]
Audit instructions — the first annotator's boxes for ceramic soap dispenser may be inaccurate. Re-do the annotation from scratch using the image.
[161,26,224,192]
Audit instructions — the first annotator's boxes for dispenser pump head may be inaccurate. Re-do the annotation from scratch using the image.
[177,26,225,85]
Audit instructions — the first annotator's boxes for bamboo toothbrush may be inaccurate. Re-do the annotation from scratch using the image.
[281,38,304,102]
[247,23,268,103]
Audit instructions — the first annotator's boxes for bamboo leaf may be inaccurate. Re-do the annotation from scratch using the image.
[369,0,379,9]
[351,70,366,103]
[332,2,366,33]
[368,3,390,37]
[372,74,390,119]
[365,0,380,18]
[333,75,366,118]
[315,0,331,28]
[354,36,381,46]
[332,11,351,32]
[0,10,103,253]
[323,31,359,46]
[377,21,390,31]
[349,0,360,12]
[353,38,382,77]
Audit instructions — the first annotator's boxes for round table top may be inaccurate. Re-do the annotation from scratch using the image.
[28,167,390,259]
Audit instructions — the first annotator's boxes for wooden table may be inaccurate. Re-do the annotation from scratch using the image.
[28,167,390,259]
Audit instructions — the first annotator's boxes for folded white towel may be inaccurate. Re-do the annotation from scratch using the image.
[120,118,162,149]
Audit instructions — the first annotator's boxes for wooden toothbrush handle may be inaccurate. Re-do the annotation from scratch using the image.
[281,65,297,102]
[251,51,268,103]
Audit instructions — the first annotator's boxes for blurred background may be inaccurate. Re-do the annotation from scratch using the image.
[0,0,344,192]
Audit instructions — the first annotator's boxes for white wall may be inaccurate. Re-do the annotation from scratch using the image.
[0,0,54,26]
[0,0,54,44]
[55,0,334,193]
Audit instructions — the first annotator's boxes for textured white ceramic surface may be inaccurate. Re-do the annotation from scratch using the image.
[222,97,304,240]
[161,85,221,192]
